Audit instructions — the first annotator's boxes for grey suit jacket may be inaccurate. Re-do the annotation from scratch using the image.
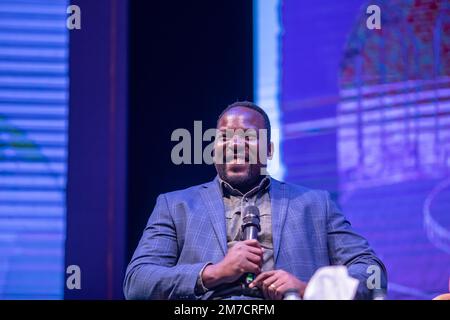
[124,176,387,300]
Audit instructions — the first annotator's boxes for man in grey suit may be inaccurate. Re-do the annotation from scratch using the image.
[124,101,387,300]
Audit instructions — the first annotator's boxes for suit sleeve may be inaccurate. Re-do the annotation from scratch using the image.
[324,191,388,300]
[123,194,207,300]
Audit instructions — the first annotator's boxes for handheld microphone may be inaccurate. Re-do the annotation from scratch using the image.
[241,205,261,285]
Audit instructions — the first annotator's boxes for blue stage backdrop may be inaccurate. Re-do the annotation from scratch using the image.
[255,0,450,299]
[0,0,68,299]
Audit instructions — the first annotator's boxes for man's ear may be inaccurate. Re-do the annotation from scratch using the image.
[268,142,274,160]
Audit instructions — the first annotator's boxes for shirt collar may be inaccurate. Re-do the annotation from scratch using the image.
[218,175,271,199]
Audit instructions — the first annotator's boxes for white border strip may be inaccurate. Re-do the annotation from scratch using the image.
[254,0,285,180]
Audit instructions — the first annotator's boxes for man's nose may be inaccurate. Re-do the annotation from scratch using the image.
[231,134,245,146]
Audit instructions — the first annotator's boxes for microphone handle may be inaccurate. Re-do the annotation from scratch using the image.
[243,225,259,241]
[243,225,259,284]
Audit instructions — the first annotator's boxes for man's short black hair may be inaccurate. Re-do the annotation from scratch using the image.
[217,101,271,142]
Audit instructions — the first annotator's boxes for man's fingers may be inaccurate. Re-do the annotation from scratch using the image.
[263,276,279,300]
[259,273,283,300]
[244,245,264,256]
[270,278,284,291]
[248,269,303,300]
[270,279,286,300]
[242,239,261,248]
[249,270,275,287]
[268,285,278,300]
[273,283,293,300]
[245,252,263,266]
[261,274,278,292]
[243,260,261,274]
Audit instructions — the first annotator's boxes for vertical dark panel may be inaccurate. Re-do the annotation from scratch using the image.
[127,1,253,260]
[66,0,128,299]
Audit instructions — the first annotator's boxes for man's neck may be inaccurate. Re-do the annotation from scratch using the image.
[220,175,269,195]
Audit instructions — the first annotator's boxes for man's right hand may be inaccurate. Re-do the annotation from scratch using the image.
[201,239,264,289]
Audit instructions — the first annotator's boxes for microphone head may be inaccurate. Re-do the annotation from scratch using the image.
[242,205,261,231]
[243,205,260,217]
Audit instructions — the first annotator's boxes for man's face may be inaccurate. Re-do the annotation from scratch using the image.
[214,106,272,191]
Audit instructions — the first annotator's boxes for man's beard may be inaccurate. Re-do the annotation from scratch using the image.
[216,163,264,193]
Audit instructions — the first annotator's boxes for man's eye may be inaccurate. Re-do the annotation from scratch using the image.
[218,134,227,141]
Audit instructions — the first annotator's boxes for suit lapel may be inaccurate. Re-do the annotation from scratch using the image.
[199,177,228,255]
[270,178,289,263]
[198,176,290,260]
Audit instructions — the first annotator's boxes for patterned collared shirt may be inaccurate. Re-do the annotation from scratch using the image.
[220,176,274,273]
[195,176,275,295]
